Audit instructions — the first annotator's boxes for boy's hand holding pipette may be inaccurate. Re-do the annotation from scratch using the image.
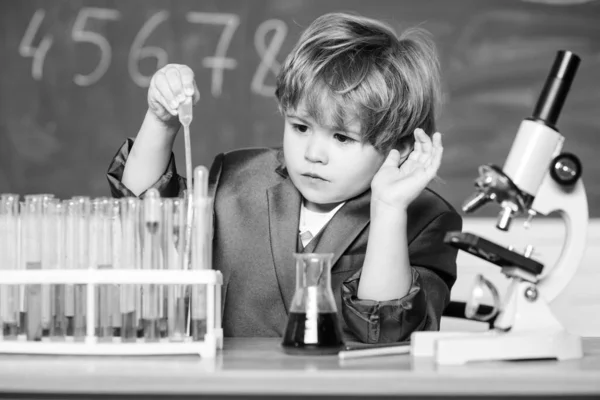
[121,64,199,197]
[371,129,443,215]
[147,64,200,127]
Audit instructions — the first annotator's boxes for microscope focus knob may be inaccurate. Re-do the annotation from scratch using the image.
[549,152,582,186]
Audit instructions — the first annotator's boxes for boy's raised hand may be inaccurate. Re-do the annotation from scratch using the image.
[148,64,200,126]
[371,128,443,212]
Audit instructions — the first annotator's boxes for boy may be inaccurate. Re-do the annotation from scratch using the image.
[107,12,462,343]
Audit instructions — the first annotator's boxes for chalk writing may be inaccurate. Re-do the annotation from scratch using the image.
[252,19,287,97]
[19,8,290,97]
[186,12,240,97]
[19,9,53,81]
[71,7,121,87]
[128,10,170,88]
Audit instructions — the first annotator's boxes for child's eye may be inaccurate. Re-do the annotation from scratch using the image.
[292,123,308,133]
[333,133,355,144]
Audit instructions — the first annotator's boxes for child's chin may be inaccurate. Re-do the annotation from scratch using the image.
[301,192,344,209]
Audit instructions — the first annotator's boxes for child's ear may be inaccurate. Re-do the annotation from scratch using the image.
[395,142,413,163]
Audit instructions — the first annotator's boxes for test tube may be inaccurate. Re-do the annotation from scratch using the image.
[72,196,90,341]
[46,199,67,340]
[41,199,53,337]
[164,198,186,341]
[18,200,25,335]
[0,194,20,339]
[158,200,168,339]
[22,195,43,341]
[92,198,113,341]
[39,195,54,337]
[64,200,74,335]
[110,200,121,337]
[64,199,77,336]
[191,166,213,341]
[142,189,161,341]
[119,197,141,342]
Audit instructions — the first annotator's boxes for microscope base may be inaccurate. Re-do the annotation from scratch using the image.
[411,329,582,365]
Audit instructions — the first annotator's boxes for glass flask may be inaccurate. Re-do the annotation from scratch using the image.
[281,253,344,355]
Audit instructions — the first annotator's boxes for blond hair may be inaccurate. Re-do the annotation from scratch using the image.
[275,12,441,153]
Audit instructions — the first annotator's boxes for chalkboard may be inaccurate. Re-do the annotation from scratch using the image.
[1,0,599,217]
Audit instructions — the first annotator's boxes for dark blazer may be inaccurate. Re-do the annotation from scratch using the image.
[108,140,463,343]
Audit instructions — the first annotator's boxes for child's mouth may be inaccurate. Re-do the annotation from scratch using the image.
[302,173,327,182]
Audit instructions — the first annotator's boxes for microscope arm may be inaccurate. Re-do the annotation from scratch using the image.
[530,173,588,303]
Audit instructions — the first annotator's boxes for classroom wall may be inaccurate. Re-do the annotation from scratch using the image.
[0,1,599,335]
[0,0,599,217]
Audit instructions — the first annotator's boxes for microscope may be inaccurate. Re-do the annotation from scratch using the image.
[411,50,588,365]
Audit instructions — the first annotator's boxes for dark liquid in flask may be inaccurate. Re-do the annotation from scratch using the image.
[281,312,344,355]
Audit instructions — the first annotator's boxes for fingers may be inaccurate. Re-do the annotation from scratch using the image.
[150,64,198,115]
[403,128,430,167]
[403,129,443,177]
[427,132,444,176]
[165,67,185,104]
[153,71,178,115]
[381,149,402,169]
[415,128,432,154]
[192,79,201,104]
[179,66,195,97]
[148,85,173,116]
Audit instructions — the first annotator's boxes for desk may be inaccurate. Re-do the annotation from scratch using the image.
[0,338,599,398]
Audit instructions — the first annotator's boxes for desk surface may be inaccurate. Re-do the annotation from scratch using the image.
[0,338,599,397]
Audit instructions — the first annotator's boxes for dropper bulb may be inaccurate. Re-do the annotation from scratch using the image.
[178,97,193,126]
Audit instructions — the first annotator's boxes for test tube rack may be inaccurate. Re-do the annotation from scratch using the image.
[0,268,223,357]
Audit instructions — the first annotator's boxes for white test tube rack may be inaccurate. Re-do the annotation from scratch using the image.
[0,268,223,357]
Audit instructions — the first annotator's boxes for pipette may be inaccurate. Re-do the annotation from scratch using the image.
[179,97,194,194]
[178,98,195,336]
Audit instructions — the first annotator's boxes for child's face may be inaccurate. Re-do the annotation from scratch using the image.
[283,103,385,212]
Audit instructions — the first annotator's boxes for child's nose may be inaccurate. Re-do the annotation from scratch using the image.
[304,134,328,164]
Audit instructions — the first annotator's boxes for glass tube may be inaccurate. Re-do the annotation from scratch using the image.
[72,196,90,341]
[0,194,20,339]
[47,199,67,340]
[164,198,186,341]
[18,200,25,335]
[92,198,113,341]
[110,199,121,338]
[41,199,53,338]
[23,195,43,341]
[158,199,168,339]
[119,197,141,342]
[64,199,78,336]
[39,194,54,337]
[191,167,213,341]
[142,189,161,342]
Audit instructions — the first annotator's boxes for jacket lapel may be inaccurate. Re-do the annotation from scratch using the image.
[312,189,371,269]
[267,151,371,312]
[266,178,301,314]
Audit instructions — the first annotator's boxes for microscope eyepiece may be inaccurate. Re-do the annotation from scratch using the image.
[530,50,580,130]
